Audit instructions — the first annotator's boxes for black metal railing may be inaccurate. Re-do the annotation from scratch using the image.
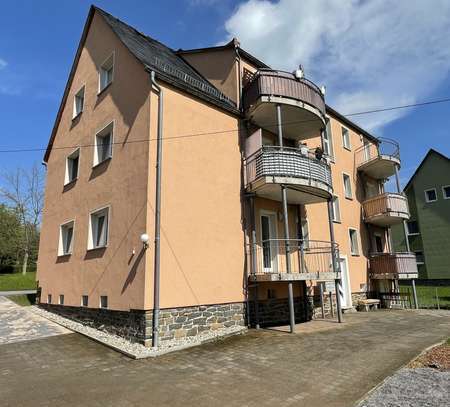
[355,137,400,168]
[243,69,325,116]
[245,146,332,190]
[249,238,339,275]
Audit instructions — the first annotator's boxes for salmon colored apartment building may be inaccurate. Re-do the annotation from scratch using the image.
[37,6,418,346]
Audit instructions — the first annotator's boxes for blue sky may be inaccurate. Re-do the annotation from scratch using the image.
[0,0,449,188]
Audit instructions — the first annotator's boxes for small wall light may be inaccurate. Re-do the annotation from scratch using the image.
[140,233,150,249]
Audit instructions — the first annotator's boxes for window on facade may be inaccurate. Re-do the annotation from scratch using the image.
[407,221,420,235]
[59,221,74,256]
[443,185,450,200]
[323,119,334,159]
[73,86,85,118]
[99,54,114,92]
[89,207,109,249]
[343,174,353,199]
[47,294,52,304]
[349,229,359,256]
[94,123,113,166]
[100,295,108,309]
[332,195,341,222]
[59,295,64,305]
[81,295,88,307]
[65,149,80,185]
[342,127,351,150]
[415,251,425,264]
[424,188,437,203]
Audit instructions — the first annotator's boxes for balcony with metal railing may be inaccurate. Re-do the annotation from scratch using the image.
[243,69,326,139]
[245,146,333,204]
[355,138,400,179]
[362,193,410,226]
[249,239,340,282]
[370,252,418,280]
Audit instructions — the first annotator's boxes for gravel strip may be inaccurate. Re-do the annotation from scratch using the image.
[358,368,450,407]
[29,306,247,358]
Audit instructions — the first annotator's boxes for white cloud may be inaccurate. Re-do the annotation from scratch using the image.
[0,58,7,70]
[223,0,450,131]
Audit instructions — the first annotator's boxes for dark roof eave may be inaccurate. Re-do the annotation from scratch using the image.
[325,104,379,144]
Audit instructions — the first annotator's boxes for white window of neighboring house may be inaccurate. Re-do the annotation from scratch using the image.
[415,251,425,264]
[93,122,113,166]
[100,295,108,309]
[442,185,450,200]
[424,188,437,203]
[342,126,351,150]
[47,294,52,304]
[58,221,74,256]
[59,295,64,305]
[323,119,334,160]
[349,228,360,256]
[99,53,114,93]
[343,173,353,199]
[332,195,341,222]
[407,220,420,235]
[88,207,109,250]
[65,148,80,185]
[73,86,85,118]
[81,295,88,307]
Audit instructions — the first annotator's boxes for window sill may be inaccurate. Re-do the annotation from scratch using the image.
[64,178,78,188]
[72,111,83,121]
[345,196,353,201]
[57,253,72,258]
[407,233,420,236]
[343,146,352,152]
[332,220,341,224]
[97,82,112,97]
[92,156,112,169]
[87,245,108,252]
[351,253,360,257]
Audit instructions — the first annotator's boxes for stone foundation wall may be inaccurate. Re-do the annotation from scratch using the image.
[39,302,246,346]
[310,292,368,317]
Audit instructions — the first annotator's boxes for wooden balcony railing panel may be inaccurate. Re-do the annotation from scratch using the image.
[363,193,409,219]
[355,138,400,168]
[370,253,418,277]
[243,69,325,116]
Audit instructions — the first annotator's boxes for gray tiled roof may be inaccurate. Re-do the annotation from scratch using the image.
[96,7,238,113]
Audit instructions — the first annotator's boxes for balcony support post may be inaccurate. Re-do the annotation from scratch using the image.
[411,279,419,309]
[394,164,402,193]
[277,103,296,333]
[249,194,260,329]
[327,198,343,323]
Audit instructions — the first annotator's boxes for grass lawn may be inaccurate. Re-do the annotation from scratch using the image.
[399,285,450,309]
[7,294,36,306]
[0,272,36,291]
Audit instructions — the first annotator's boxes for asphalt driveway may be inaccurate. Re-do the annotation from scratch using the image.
[0,308,449,407]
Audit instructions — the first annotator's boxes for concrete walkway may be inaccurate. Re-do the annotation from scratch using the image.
[0,289,37,296]
[0,309,449,407]
[0,296,69,345]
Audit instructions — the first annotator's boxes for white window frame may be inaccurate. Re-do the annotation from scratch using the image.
[323,118,335,161]
[64,148,80,185]
[343,173,353,199]
[414,251,425,265]
[331,195,341,222]
[59,294,64,305]
[93,121,114,167]
[73,85,85,118]
[349,228,360,256]
[98,52,114,93]
[342,126,351,150]
[424,188,437,203]
[88,206,110,250]
[406,220,420,236]
[47,294,52,304]
[81,295,89,307]
[100,295,108,309]
[58,220,75,256]
[442,185,450,200]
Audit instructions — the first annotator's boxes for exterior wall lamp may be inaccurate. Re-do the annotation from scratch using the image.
[140,233,149,249]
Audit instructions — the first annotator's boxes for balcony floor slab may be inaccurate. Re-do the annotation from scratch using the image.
[249,272,339,282]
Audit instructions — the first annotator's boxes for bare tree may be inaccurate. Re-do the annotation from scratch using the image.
[0,163,45,274]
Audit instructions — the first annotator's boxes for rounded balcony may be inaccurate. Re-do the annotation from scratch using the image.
[243,69,326,140]
[245,146,333,204]
[362,193,410,226]
[369,252,418,280]
[355,138,401,179]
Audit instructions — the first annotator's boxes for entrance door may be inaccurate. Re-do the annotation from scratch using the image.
[261,212,278,273]
[374,234,384,253]
[339,256,352,308]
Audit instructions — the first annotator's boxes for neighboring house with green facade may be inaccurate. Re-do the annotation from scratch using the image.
[393,149,450,279]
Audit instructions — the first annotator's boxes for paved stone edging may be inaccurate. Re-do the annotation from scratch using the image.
[29,306,247,358]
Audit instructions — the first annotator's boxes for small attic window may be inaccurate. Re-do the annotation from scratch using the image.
[73,86,85,118]
[99,53,114,93]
